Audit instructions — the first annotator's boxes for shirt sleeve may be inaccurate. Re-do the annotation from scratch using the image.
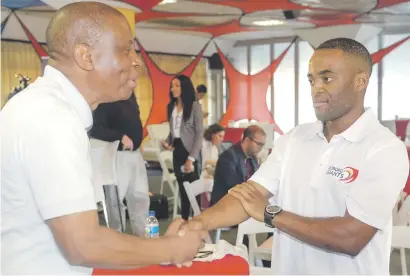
[346,141,409,230]
[249,131,291,197]
[24,108,97,220]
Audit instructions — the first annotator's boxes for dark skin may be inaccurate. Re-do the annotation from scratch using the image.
[44,2,206,268]
[168,48,376,258]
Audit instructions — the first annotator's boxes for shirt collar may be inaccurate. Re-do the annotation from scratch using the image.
[308,108,378,143]
[43,65,93,130]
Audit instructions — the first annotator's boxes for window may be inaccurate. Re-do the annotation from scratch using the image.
[274,42,295,138]
[227,46,248,74]
[382,34,410,120]
[365,37,379,117]
[298,41,316,124]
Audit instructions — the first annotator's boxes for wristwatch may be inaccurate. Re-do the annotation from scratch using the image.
[264,205,282,228]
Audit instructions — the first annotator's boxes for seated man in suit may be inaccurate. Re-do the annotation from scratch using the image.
[211,125,266,206]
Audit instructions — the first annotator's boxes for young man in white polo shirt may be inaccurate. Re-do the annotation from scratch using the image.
[1,2,205,275]
[169,38,409,274]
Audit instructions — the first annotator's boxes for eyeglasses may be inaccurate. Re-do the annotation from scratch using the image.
[195,250,213,259]
[249,137,265,147]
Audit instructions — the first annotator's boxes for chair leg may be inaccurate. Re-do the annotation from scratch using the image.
[400,247,407,275]
[160,175,165,195]
[101,200,109,228]
[214,229,221,243]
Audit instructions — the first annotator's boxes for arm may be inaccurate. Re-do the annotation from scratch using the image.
[200,180,271,231]
[48,210,194,268]
[89,103,123,142]
[234,141,409,257]
[26,109,203,268]
[188,102,203,160]
[272,211,376,256]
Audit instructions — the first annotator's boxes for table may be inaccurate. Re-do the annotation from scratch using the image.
[93,255,249,275]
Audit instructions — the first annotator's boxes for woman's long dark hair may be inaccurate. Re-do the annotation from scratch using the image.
[167,74,196,122]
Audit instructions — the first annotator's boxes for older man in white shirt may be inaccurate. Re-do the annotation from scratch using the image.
[1,2,205,275]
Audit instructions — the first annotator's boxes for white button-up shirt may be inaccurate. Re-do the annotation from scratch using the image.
[172,106,183,138]
[251,109,409,274]
[1,65,96,275]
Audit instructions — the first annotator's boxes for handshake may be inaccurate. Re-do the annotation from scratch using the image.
[162,216,209,267]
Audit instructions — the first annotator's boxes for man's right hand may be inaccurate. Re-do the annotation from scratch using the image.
[167,229,207,265]
[121,135,134,151]
[165,217,207,238]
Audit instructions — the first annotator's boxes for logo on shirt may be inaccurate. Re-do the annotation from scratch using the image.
[326,166,359,183]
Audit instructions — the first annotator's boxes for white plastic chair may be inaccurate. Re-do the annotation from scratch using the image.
[183,179,213,244]
[147,123,173,194]
[158,151,179,219]
[391,225,410,275]
[236,217,274,267]
[89,139,123,231]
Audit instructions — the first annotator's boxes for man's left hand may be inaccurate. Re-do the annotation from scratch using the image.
[228,182,269,222]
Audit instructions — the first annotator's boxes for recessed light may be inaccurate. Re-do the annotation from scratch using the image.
[158,0,177,5]
[252,19,284,26]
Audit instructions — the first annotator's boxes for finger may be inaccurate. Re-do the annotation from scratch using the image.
[230,185,253,202]
[182,261,193,267]
[228,189,246,203]
[176,263,182,268]
[165,218,186,237]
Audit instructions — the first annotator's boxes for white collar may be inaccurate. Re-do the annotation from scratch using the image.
[308,108,378,142]
[43,65,93,130]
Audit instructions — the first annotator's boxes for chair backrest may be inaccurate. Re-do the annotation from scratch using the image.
[89,139,120,202]
[391,225,410,249]
[183,179,213,216]
[183,179,213,243]
[147,123,170,149]
[158,150,174,178]
[236,217,275,246]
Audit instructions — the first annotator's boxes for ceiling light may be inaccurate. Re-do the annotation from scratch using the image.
[252,19,284,26]
[158,0,177,5]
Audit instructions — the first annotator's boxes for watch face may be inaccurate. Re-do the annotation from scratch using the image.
[266,205,281,214]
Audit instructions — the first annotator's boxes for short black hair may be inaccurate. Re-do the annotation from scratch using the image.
[242,125,265,142]
[196,84,207,94]
[204,124,225,141]
[316,37,372,76]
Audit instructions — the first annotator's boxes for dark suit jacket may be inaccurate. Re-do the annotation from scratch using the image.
[210,143,259,205]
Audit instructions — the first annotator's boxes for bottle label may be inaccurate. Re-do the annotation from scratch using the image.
[145,225,159,238]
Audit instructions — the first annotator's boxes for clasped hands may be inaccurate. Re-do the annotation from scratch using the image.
[164,181,269,267]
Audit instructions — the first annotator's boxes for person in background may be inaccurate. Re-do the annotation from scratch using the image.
[201,124,225,179]
[210,125,266,206]
[89,91,149,237]
[167,38,409,274]
[196,84,209,119]
[1,3,205,274]
[195,84,207,101]
[162,75,203,221]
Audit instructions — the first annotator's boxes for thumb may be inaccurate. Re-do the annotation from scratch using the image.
[165,218,186,237]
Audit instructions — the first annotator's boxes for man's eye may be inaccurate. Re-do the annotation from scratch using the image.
[323,77,332,83]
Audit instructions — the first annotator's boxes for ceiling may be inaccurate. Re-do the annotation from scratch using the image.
[2,0,410,56]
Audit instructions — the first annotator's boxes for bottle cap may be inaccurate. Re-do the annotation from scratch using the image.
[149,210,155,217]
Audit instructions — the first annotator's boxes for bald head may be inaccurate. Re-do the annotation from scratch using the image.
[46,2,127,60]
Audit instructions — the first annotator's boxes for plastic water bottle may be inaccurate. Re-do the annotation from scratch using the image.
[145,210,159,238]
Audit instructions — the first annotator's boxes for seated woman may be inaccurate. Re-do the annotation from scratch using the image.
[201,124,225,179]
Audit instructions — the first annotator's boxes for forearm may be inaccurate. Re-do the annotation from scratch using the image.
[78,227,174,269]
[273,211,368,256]
[199,194,249,231]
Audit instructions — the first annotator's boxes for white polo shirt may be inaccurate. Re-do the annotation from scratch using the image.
[250,109,409,274]
[1,65,96,275]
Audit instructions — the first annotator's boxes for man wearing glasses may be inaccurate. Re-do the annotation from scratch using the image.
[210,125,266,206]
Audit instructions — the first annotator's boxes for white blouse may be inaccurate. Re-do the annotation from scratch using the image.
[172,107,183,138]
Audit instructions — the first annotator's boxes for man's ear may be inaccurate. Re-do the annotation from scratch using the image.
[355,71,368,93]
[73,44,94,71]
